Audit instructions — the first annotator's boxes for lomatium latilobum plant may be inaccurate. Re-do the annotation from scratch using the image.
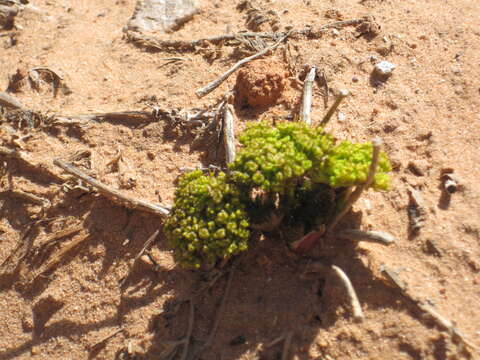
[165,121,392,268]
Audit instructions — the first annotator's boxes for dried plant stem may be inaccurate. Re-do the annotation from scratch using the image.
[381,266,480,353]
[223,104,236,164]
[0,91,26,110]
[281,332,293,360]
[326,138,381,234]
[30,231,91,281]
[53,159,170,217]
[180,300,195,360]
[195,34,288,98]
[120,229,160,288]
[126,18,365,52]
[0,146,63,181]
[300,66,316,125]
[90,328,124,350]
[5,189,50,207]
[53,111,154,125]
[320,89,349,126]
[194,265,236,359]
[338,229,395,245]
[331,265,364,322]
[41,224,84,247]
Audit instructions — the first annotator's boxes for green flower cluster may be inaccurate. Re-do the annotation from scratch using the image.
[319,142,392,190]
[164,170,250,268]
[229,122,333,194]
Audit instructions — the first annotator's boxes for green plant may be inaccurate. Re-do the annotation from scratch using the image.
[229,122,334,195]
[164,170,250,268]
[165,121,392,267]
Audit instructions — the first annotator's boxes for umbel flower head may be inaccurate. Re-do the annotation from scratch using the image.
[164,170,250,268]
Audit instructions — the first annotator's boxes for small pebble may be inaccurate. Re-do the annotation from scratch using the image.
[374,61,396,77]
[352,76,359,83]
[331,28,340,37]
[337,112,346,122]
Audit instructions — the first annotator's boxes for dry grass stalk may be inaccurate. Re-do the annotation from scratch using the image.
[223,103,236,164]
[381,266,480,354]
[29,231,91,282]
[331,265,364,322]
[300,66,316,125]
[53,159,170,217]
[195,34,289,98]
[338,229,395,245]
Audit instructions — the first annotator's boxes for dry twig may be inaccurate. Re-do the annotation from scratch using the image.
[338,229,395,245]
[320,89,349,126]
[0,145,63,181]
[54,159,170,217]
[3,189,50,207]
[300,66,316,125]
[90,327,124,351]
[125,18,366,53]
[120,229,160,288]
[29,231,91,282]
[222,103,236,164]
[193,264,236,359]
[195,34,289,98]
[381,266,480,354]
[331,265,364,322]
[0,91,25,110]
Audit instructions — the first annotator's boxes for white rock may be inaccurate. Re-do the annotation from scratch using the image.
[337,111,346,122]
[127,0,199,33]
[374,61,396,77]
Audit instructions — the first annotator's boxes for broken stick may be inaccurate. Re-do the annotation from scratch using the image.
[381,266,480,353]
[331,265,364,322]
[338,229,395,245]
[223,103,236,164]
[320,89,349,126]
[53,159,170,217]
[195,34,289,98]
[300,66,316,125]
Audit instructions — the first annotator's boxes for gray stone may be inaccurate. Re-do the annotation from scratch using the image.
[127,0,198,33]
[374,61,396,77]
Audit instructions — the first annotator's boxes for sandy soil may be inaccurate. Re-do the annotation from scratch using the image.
[1,0,479,359]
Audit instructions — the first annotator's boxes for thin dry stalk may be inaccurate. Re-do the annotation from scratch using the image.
[180,300,195,360]
[120,229,160,288]
[0,91,25,110]
[53,159,170,217]
[223,104,236,164]
[5,189,49,207]
[90,328,124,350]
[41,224,84,247]
[338,229,395,245]
[194,265,236,359]
[281,332,293,360]
[30,231,91,281]
[331,265,364,322]
[326,138,381,234]
[126,18,366,52]
[195,34,289,98]
[300,66,316,125]
[381,266,480,354]
[53,111,154,125]
[320,89,349,126]
[0,146,63,181]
